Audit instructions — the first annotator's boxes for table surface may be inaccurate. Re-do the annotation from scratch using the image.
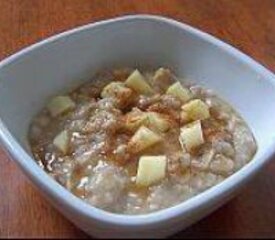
[0,0,275,238]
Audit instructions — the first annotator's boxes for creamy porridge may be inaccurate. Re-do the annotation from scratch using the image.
[29,68,257,214]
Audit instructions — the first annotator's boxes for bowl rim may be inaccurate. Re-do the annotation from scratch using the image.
[0,14,275,227]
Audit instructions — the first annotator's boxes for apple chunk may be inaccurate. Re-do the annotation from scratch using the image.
[53,130,69,154]
[47,96,75,117]
[179,120,204,152]
[124,108,149,132]
[136,156,167,186]
[181,99,210,121]
[125,69,154,95]
[152,68,174,93]
[147,112,170,132]
[101,81,133,108]
[166,81,191,103]
[128,126,162,153]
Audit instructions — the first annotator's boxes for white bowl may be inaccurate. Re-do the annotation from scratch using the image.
[0,15,275,238]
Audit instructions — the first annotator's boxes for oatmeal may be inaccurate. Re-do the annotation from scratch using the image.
[29,67,257,214]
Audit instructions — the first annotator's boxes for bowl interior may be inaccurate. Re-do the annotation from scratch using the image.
[0,16,274,167]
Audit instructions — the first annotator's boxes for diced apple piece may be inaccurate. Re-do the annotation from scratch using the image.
[47,96,75,117]
[191,149,215,171]
[166,82,191,103]
[128,126,162,153]
[124,108,149,131]
[152,68,174,93]
[101,81,127,98]
[101,81,133,108]
[136,156,167,186]
[125,69,154,95]
[179,120,204,151]
[53,130,69,154]
[153,68,172,82]
[181,99,210,121]
[124,111,171,133]
[180,110,192,124]
[147,112,170,132]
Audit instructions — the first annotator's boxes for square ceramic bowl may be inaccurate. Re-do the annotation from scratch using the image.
[0,15,275,238]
